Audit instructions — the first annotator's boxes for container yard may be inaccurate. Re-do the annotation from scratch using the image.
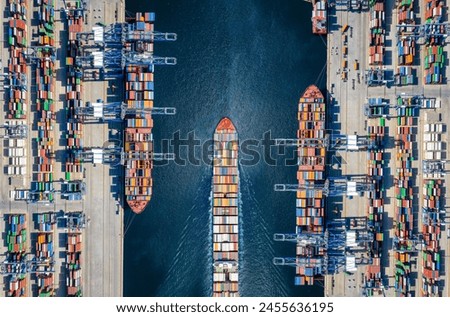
[1,0,450,299]
[271,0,450,297]
[212,118,240,297]
[0,0,161,296]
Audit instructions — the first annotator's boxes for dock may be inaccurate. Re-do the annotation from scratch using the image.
[275,0,450,297]
[0,0,127,296]
[324,0,450,297]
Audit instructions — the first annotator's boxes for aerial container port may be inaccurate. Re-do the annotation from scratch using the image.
[212,118,240,297]
[272,0,450,297]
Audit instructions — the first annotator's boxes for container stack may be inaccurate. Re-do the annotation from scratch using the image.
[295,85,326,286]
[396,37,415,64]
[368,0,385,65]
[420,121,445,296]
[364,120,385,295]
[311,0,327,35]
[66,232,82,296]
[7,0,28,120]
[423,0,445,84]
[123,12,158,214]
[395,0,417,85]
[65,0,84,179]
[393,104,416,297]
[6,214,27,297]
[8,277,27,297]
[35,213,56,296]
[212,118,239,297]
[33,0,56,202]
[396,95,420,117]
[123,64,154,214]
[5,135,27,180]
[424,45,445,84]
[395,66,415,86]
[125,12,155,53]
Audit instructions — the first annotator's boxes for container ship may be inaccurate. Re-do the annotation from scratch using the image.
[124,12,156,214]
[312,0,327,35]
[295,85,326,285]
[212,117,239,297]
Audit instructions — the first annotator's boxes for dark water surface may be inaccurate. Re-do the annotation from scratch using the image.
[124,0,326,297]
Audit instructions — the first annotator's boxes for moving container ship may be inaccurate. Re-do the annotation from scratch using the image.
[123,12,156,214]
[295,85,326,285]
[212,118,239,297]
[312,0,327,35]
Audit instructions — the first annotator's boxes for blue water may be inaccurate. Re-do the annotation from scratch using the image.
[124,0,326,297]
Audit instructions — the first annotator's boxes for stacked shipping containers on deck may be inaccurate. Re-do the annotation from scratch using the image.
[368,1,385,66]
[5,214,27,297]
[396,0,416,85]
[423,0,445,84]
[212,118,239,297]
[123,12,158,214]
[33,0,56,201]
[364,120,385,295]
[7,0,28,120]
[65,1,84,178]
[124,64,154,214]
[35,213,56,296]
[393,102,416,296]
[295,85,326,285]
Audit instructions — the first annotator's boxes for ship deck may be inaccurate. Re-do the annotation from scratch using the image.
[212,118,239,297]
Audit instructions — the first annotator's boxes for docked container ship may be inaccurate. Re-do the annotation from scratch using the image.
[212,117,239,297]
[124,12,156,214]
[312,0,327,35]
[295,85,326,285]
